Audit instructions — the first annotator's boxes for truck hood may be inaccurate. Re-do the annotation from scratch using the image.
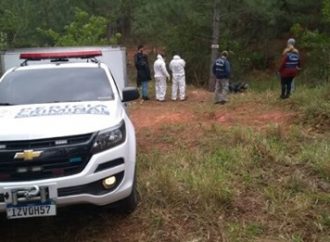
[0,101,123,141]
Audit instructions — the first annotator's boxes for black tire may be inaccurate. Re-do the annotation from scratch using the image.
[114,174,139,214]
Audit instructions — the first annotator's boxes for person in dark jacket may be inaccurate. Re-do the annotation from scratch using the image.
[134,45,152,100]
[213,50,231,104]
[279,42,301,99]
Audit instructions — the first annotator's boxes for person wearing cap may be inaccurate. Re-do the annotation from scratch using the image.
[286,38,296,48]
[212,50,231,104]
[134,44,152,100]
[169,55,186,101]
[153,54,170,101]
[279,38,301,99]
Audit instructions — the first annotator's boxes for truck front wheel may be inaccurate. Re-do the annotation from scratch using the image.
[112,174,139,214]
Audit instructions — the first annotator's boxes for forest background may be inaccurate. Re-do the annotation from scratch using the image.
[0,0,329,86]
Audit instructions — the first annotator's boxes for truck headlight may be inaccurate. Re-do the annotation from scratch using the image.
[92,121,126,154]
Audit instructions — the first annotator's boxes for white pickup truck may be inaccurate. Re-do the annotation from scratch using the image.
[0,50,139,219]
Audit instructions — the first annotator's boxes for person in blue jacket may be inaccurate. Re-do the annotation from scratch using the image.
[134,45,152,100]
[213,50,231,104]
[279,39,301,99]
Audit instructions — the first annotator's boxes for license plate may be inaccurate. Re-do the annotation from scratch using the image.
[6,202,56,219]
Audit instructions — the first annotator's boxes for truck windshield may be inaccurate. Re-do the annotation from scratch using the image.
[0,67,114,105]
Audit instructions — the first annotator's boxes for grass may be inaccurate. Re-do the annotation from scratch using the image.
[289,82,330,130]
[0,66,328,242]
[3,79,327,242]
[133,80,330,241]
[135,126,330,241]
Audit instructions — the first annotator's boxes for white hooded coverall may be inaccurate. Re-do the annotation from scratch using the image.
[169,55,186,100]
[153,54,170,101]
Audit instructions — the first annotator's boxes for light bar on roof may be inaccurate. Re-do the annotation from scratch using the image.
[19,50,102,60]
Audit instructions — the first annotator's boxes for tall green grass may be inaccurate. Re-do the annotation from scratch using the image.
[290,83,330,127]
[136,122,330,240]
[248,77,330,131]
[133,80,330,241]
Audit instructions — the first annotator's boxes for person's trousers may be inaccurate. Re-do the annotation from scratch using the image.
[141,81,149,98]
[172,75,186,100]
[214,78,229,103]
[281,77,293,98]
[155,76,167,101]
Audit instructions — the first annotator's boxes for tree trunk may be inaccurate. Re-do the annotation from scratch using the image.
[209,0,221,91]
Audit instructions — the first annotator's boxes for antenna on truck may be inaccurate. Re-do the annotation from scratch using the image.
[19,50,103,66]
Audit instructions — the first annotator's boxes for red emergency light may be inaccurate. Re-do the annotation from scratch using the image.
[19,50,102,60]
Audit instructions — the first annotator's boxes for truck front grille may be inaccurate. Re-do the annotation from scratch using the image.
[0,133,95,182]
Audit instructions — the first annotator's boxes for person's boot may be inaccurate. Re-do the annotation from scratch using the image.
[220,100,226,104]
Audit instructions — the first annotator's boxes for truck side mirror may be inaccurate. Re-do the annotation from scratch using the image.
[122,87,140,102]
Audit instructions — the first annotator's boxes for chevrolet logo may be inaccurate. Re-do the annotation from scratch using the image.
[14,150,43,161]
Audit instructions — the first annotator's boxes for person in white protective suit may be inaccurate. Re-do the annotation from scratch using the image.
[169,55,186,101]
[153,54,170,101]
